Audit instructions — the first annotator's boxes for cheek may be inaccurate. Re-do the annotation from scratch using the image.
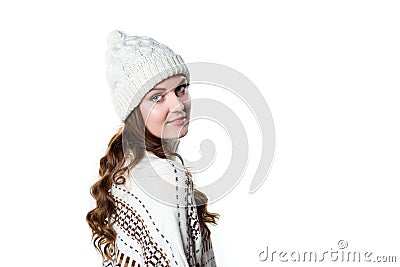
[144,106,168,130]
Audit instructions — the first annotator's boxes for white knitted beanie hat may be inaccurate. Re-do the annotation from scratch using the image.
[105,30,190,122]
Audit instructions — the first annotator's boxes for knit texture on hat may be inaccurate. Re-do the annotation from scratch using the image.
[105,30,190,122]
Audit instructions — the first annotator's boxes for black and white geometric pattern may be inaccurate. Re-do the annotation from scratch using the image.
[103,154,217,267]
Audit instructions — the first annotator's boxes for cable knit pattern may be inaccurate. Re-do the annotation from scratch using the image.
[103,151,217,267]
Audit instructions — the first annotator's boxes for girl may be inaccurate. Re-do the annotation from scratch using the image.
[86,30,220,267]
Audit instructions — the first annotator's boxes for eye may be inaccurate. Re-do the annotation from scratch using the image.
[151,94,163,102]
[176,84,189,96]
[150,83,189,102]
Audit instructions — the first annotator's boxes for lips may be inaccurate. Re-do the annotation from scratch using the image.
[168,116,185,123]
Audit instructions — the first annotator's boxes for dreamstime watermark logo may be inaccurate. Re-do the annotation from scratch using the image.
[122,62,275,207]
[259,240,397,263]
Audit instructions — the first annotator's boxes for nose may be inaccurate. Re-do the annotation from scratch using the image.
[166,90,185,112]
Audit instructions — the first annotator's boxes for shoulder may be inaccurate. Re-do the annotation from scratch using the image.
[113,151,190,207]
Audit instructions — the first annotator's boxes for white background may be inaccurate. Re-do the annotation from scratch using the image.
[0,1,399,266]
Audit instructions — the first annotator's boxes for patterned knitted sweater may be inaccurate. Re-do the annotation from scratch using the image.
[103,151,217,267]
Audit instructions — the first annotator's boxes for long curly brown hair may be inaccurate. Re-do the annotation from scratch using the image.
[86,106,220,261]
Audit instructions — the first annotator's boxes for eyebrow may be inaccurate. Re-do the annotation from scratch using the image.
[149,77,188,92]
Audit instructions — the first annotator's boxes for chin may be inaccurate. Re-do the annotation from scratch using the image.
[160,124,189,139]
[160,130,188,139]
[178,131,188,138]
[179,124,189,136]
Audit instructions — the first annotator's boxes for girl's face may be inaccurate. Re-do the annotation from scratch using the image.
[139,74,191,139]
